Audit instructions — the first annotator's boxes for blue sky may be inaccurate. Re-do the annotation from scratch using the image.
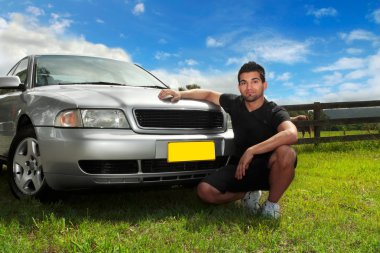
[0,0,380,104]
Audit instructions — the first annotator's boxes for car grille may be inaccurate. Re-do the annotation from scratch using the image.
[78,156,229,175]
[141,156,229,173]
[134,109,224,129]
[79,160,139,174]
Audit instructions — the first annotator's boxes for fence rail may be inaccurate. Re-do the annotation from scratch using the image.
[282,100,380,145]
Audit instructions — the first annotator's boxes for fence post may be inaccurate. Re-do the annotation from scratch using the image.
[313,102,321,145]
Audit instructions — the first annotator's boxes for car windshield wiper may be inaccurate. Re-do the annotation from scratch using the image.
[58,81,128,86]
[58,82,167,89]
[136,85,167,89]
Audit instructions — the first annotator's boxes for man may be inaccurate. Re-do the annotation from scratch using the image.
[158,61,298,219]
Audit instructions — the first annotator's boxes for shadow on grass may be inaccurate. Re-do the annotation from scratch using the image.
[0,169,280,232]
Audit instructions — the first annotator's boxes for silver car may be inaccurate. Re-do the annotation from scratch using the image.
[0,55,234,199]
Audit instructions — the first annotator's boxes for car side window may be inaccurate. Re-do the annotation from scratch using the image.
[7,64,18,76]
[12,58,29,85]
[1,59,28,95]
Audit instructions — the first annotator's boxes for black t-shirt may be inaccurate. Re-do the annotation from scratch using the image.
[220,93,290,158]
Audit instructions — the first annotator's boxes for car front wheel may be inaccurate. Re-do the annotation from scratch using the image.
[8,127,52,200]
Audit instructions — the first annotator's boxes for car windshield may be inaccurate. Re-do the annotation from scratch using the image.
[34,55,168,88]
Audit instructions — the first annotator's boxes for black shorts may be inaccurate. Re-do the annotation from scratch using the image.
[201,153,297,193]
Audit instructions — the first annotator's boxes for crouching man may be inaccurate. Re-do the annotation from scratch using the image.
[158,61,298,219]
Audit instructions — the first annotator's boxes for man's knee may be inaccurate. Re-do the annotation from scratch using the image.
[197,182,218,204]
[270,145,297,169]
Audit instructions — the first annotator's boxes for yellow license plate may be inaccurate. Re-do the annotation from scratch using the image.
[167,141,215,163]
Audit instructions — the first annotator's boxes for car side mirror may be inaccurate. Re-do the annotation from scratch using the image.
[0,76,22,89]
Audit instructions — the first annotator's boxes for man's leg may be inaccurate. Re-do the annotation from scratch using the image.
[197,182,244,204]
[267,145,297,203]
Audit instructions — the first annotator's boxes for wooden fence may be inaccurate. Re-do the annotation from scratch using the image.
[282,100,380,145]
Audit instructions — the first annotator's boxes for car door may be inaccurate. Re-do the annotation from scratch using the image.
[0,57,29,157]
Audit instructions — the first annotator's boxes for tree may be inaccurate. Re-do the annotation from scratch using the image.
[178,84,201,91]
[186,84,201,90]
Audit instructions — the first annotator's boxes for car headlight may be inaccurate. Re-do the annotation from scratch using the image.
[55,109,130,128]
[226,113,232,129]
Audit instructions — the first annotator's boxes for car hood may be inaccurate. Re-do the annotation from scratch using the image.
[24,85,228,133]
[34,85,219,110]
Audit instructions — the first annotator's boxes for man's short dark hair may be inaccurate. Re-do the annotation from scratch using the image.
[238,61,266,83]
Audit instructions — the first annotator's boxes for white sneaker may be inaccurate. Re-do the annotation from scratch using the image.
[242,191,262,214]
[261,200,281,219]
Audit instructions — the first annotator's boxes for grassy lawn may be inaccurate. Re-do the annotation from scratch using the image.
[298,129,380,138]
[0,140,379,252]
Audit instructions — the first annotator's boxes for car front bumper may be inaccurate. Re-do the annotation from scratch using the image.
[36,127,234,190]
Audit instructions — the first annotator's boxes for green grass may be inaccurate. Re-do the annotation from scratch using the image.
[298,129,380,138]
[0,140,379,252]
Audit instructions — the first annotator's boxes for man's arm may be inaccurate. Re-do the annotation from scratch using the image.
[158,89,221,106]
[235,120,298,180]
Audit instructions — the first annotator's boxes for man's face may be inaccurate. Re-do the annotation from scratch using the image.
[238,71,267,102]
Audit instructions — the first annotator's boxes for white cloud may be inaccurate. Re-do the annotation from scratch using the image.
[151,67,237,93]
[339,29,379,44]
[206,36,224,48]
[368,50,380,72]
[206,31,239,49]
[282,82,294,88]
[226,57,243,65]
[369,9,380,24]
[315,87,331,95]
[322,71,343,85]
[0,12,131,75]
[158,38,167,44]
[366,51,380,98]
[0,17,7,29]
[234,38,310,64]
[49,13,72,34]
[154,51,177,60]
[277,49,380,103]
[307,7,338,18]
[294,88,310,97]
[300,50,380,102]
[152,49,380,104]
[266,71,275,80]
[184,59,198,66]
[314,57,366,72]
[346,48,363,55]
[132,3,145,16]
[338,82,359,92]
[211,32,309,66]
[276,72,292,81]
[151,68,205,89]
[26,6,45,16]
[96,18,105,24]
[345,69,367,80]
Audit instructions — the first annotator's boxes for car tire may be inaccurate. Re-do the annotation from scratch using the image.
[7,127,54,201]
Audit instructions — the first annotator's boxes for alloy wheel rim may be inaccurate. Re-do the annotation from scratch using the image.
[13,137,44,195]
